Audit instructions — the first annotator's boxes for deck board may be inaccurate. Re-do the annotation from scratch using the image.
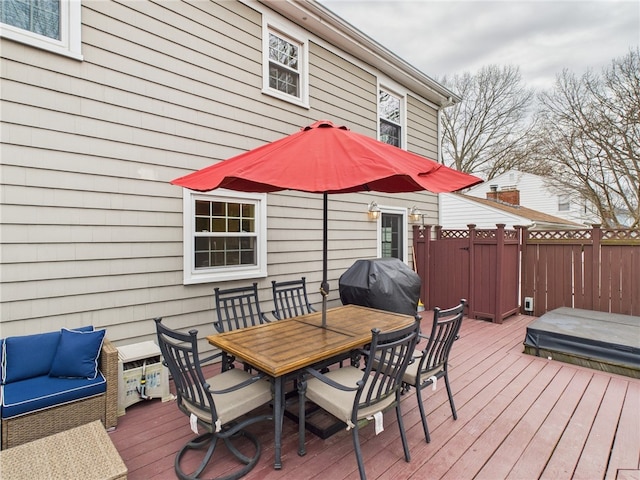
[108,313,640,479]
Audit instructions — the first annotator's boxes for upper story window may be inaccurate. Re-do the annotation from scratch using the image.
[379,88,404,147]
[182,189,267,284]
[558,194,571,212]
[262,19,309,108]
[0,0,82,59]
[269,33,299,96]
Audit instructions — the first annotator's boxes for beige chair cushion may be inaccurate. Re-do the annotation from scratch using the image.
[183,369,271,426]
[402,352,443,385]
[305,366,397,426]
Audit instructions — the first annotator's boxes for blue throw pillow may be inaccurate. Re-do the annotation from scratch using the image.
[49,328,106,379]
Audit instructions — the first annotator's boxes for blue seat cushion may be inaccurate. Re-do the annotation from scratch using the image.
[1,372,106,419]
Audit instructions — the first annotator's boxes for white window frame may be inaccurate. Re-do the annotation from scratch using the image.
[558,194,571,212]
[262,16,309,108]
[182,189,268,285]
[378,85,406,148]
[375,205,409,264]
[0,0,82,60]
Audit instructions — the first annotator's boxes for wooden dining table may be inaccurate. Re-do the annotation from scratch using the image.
[206,304,416,470]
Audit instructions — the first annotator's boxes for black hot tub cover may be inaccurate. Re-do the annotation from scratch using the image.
[339,258,421,316]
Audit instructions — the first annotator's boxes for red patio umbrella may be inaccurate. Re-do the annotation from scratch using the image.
[172,120,482,326]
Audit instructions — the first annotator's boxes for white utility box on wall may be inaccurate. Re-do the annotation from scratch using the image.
[117,341,173,416]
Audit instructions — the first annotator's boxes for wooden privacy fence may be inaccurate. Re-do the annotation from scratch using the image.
[520,225,640,317]
[413,224,640,322]
[413,224,520,324]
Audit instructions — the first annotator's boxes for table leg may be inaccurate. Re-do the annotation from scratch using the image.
[273,376,283,470]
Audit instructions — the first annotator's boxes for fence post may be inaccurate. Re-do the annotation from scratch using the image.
[495,224,506,324]
[467,224,476,318]
[412,224,431,309]
[591,224,602,311]
[515,225,528,314]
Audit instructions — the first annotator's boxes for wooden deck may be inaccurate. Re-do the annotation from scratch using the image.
[108,313,640,479]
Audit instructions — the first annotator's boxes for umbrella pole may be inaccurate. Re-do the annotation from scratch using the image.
[321,192,329,328]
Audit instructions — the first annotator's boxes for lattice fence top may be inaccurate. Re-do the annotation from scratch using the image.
[528,229,592,241]
[419,226,639,244]
[439,229,470,239]
[474,230,496,239]
[528,228,640,244]
[602,229,640,242]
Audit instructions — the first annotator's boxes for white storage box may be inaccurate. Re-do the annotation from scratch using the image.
[117,341,172,416]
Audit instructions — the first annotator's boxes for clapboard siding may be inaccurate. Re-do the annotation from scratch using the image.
[407,94,439,158]
[0,0,446,346]
[308,41,377,131]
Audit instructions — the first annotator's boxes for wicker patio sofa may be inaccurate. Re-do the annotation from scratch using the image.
[1,327,118,449]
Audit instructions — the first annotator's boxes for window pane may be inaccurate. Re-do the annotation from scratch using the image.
[227,203,240,217]
[1,0,60,40]
[212,218,226,232]
[195,200,210,216]
[380,120,401,147]
[558,194,570,211]
[379,90,402,147]
[211,202,225,216]
[269,33,298,69]
[195,217,210,232]
[379,90,400,123]
[269,65,300,97]
[241,219,254,232]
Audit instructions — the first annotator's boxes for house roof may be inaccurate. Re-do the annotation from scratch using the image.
[455,193,584,228]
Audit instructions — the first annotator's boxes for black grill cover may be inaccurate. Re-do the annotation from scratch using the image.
[339,258,421,316]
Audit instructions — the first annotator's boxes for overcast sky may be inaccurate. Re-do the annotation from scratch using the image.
[319,0,640,91]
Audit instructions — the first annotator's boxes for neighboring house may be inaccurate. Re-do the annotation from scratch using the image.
[462,170,599,227]
[0,0,459,347]
[439,193,584,230]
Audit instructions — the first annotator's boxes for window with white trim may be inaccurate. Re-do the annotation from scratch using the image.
[0,0,82,59]
[558,194,571,212]
[262,21,308,108]
[182,190,267,284]
[379,88,403,147]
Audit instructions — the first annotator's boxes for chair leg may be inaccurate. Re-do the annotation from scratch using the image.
[297,376,307,456]
[415,384,431,443]
[175,432,218,480]
[443,373,458,420]
[351,425,367,480]
[395,402,411,462]
[175,430,262,480]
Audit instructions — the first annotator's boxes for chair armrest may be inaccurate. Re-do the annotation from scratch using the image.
[207,372,267,394]
[303,366,361,392]
[99,338,118,429]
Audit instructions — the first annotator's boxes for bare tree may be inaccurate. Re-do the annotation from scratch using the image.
[439,65,536,179]
[533,48,640,228]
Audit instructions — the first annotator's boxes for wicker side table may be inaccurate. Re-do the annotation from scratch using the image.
[0,420,127,479]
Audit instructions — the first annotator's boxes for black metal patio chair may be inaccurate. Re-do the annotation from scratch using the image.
[271,277,316,320]
[214,283,270,371]
[402,299,466,443]
[297,319,420,480]
[154,318,273,480]
[214,283,269,333]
